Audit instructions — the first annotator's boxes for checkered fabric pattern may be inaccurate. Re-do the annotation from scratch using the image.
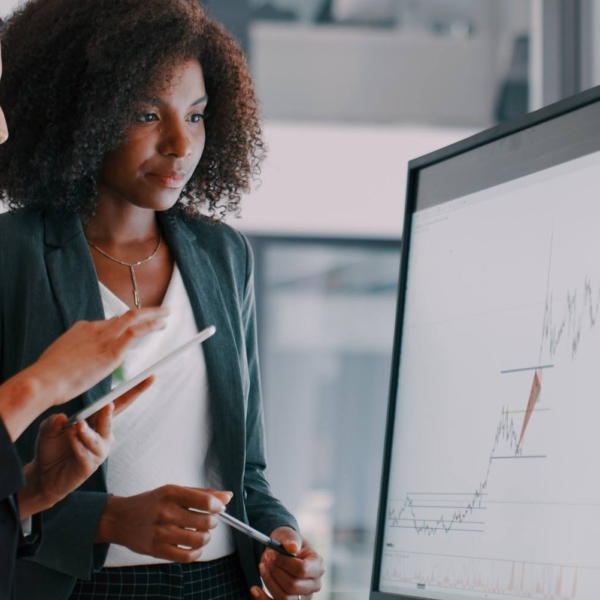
[69,554,253,600]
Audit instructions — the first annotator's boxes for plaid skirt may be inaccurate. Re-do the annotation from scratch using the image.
[69,554,253,600]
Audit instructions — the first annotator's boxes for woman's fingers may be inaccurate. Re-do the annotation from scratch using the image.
[171,486,229,514]
[158,545,203,564]
[183,487,233,507]
[92,403,114,440]
[106,307,169,338]
[250,587,270,600]
[261,553,317,597]
[259,562,299,600]
[38,413,66,437]
[111,318,167,355]
[171,506,218,531]
[67,424,95,462]
[74,405,113,458]
[112,377,155,416]
[161,525,212,550]
[266,549,324,580]
[259,533,324,599]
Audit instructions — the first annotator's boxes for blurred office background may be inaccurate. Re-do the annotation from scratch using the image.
[230,3,527,597]
[2,0,600,597]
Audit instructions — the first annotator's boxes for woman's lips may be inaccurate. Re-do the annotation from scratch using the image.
[145,171,186,189]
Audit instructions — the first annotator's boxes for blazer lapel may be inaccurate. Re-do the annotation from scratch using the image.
[159,213,246,488]
[43,211,110,406]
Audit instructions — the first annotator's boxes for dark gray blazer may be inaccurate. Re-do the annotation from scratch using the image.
[0,208,297,600]
[0,418,43,600]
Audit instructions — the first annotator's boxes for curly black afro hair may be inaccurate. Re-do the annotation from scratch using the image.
[0,0,264,219]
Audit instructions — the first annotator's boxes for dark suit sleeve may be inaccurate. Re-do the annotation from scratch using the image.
[0,418,43,557]
[17,513,43,558]
[240,238,299,540]
[0,416,41,599]
[16,486,110,579]
[0,417,24,502]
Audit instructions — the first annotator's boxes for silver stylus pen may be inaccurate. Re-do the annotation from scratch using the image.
[217,512,297,558]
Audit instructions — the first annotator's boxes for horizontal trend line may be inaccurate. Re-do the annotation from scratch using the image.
[491,455,546,459]
[385,549,600,572]
[403,493,489,496]
[389,525,484,532]
[389,519,486,524]
[500,364,554,374]
[398,505,487,510]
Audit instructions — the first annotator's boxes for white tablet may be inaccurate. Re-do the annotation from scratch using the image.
[65,325,216,426]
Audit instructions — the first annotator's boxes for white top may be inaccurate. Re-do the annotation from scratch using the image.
[100,265,235,567]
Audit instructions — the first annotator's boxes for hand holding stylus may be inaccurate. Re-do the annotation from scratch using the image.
[250,527,324,600]
[95,487,233,563]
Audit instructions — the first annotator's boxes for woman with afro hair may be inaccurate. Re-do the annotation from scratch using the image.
[0,0,324,599]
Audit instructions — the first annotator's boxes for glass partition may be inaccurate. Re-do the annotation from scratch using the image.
[248,236,401,598]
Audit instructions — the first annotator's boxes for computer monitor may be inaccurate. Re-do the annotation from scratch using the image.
[371,86,600,600]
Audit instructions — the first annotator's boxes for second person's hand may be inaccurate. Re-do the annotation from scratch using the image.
[0,308,169,442]
[16,373,153,521]
[34,307,169,406]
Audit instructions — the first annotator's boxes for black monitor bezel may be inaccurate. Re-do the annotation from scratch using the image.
[369,83,600,600]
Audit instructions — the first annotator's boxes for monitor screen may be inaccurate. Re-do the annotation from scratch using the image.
[372,89,600,600]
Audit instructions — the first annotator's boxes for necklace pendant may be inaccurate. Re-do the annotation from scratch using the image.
[86,231,162,312]
[129,265,141,310]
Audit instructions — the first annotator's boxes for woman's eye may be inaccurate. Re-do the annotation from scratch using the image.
[189,113,205,123]
[135,113,158,123]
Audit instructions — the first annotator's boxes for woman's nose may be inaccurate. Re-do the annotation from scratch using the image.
[158,120,192,158]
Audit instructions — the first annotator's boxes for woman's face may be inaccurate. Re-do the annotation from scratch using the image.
[99,58,207,211]
[0,48,9,144]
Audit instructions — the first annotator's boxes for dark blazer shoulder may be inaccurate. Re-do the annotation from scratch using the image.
[0,208,44,250]
[184,216,249,252]
[178,216,252,281]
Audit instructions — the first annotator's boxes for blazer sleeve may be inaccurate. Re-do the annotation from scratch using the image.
[0,293,22,501]
[0,418,24,502]
[240,237,299,538]
[18,486,110,580]
[0,418,42,561]
[17,513,43,558]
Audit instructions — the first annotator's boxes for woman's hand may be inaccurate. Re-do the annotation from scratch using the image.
[18,377,154,519]
[0,307,168,441]
[251,527,324,600]
[34,307,169,406]
[96,485,233,562]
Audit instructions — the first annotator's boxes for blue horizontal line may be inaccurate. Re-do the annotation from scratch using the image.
[500,364,554,374]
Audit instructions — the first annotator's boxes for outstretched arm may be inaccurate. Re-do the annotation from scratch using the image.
[0,307,167,441]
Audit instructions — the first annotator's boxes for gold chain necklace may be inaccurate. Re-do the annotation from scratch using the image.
[86,234,163,309]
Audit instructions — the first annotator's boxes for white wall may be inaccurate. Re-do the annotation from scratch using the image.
[235,121,475,239]
[0,0,19,17]
[251,22,498,127]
